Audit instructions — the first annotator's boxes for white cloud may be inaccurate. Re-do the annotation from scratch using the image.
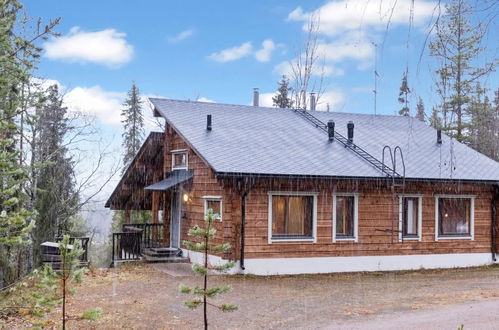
[197,97,215,103]
[254,90,345,111]
[274,59,345,78]
[168,29,195,42]
[44,27,134,67]
[208,42,253,62]
[258,93,276,107]
[317,90,346,111]
[254,39,276,62]
[318,34,374,63]
[288,0,437,36]
[64,86,125,125]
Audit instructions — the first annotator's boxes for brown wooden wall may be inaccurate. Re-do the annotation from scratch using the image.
[161,124,497,261]
[162,126,238,259]
[242,179,496,259]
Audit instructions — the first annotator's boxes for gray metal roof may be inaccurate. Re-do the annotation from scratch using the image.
[145,170,194,191]
[150,98,499,182]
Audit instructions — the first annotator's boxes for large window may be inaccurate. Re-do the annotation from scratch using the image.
[171,150,188,170]
[399,195,422,240]
[203,196,222,221]
[268,192,317,242]
[435,195,474,240]
[333,193,358,242]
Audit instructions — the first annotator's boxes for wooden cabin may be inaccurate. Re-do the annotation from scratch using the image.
[105,96,499,275]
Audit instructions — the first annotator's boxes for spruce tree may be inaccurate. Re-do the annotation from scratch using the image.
[272,75,294,109]
[0,0,58,286]
[416,97,425,122]
[397,72,410,116]
[429,0,494,141]
[32,85,78,265]
[121,82,144,171]
[180,209,237,329]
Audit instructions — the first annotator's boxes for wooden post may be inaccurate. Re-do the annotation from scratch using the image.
[124,210,131,224]
[151,191,160,243]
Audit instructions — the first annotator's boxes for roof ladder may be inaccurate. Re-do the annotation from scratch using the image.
[293,109,401,178]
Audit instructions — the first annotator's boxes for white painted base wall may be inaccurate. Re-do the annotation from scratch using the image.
[183,249,497,276]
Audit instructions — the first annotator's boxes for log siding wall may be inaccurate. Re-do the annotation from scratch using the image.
[162,126,497,262]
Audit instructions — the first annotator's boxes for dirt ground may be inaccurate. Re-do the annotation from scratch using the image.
[2,263,499,329]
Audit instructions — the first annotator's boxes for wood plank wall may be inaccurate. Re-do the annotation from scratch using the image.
[162,126,497,261]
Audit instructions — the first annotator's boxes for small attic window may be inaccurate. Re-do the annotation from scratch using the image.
[171,150,188,170]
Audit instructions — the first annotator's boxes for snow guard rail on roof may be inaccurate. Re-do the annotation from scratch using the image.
[294,109,401,178]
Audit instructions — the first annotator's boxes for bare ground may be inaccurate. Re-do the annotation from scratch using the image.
[2,263,499,329]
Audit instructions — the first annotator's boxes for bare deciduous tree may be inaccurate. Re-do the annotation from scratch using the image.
[288,12,327,110]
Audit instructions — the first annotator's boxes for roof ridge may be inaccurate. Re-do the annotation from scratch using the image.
[148,97,414,119]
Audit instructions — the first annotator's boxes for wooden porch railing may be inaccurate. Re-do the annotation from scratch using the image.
[123,223,165,249]
[112,230,142,263]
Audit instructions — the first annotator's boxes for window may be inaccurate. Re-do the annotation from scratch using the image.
[435,195,474,240]
[203,196,222,221]
[333,193,358,242]
[399,195,422,240]
[171,150,188,170]
[268,192,317,243]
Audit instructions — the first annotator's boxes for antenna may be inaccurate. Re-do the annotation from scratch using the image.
[372,42,378,116]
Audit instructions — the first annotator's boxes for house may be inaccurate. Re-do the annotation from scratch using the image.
[105,93,499,275]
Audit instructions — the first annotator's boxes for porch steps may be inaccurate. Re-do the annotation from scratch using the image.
[141,247,188,263]
[143,255,189,263]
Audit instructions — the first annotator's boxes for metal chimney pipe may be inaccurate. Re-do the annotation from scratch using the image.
[207,114,212,131]
[327,120,335,142]
[253,88,259,106]
[437,129,442,144]
[347,121,354,144]
[310,93,316,111]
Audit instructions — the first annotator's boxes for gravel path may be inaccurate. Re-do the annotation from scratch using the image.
[7,263,497,329]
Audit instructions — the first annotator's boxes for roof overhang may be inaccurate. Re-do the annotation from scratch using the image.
[215,171,499,185]
[105,132,164,210]
[145,170,194,191]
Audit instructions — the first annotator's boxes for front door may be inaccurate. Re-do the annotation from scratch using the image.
[170,191,181,248]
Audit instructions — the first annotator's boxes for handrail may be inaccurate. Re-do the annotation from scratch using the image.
[123,223,165,249]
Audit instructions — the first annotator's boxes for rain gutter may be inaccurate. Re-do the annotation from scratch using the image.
[492,185,499,262]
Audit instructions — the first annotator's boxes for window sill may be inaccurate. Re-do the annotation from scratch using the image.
[437,235,473,240]
[402,236,420,241]
[270,237,315,243]
[334,237,357,242]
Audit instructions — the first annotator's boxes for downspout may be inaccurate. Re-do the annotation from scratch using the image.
[491,185,499,262]
[240,183,253,271]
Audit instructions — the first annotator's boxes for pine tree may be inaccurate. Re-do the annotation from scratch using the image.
[32,85,78,265]
[121,82,144,171]
[429,107,442,129]
[397,72,410,116]
[180,209,237,330]
[272,75,294,108]
[39,235,86,329]
[0,0,56,286]
[416,97,425,122]
[467,85,498,161]
[429,0,493,141]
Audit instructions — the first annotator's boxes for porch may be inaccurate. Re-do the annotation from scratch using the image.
[111,223,188,266]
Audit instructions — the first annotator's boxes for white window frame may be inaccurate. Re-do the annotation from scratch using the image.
[434,194,475,241]
[171,149,188,170]
[268,191,318,244]
[332,193,359,243]
[203,196,222,221]
[398,194,423,242]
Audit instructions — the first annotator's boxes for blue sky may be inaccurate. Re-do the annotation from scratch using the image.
[25,0,497,120]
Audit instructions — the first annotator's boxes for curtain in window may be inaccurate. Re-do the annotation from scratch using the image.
[403,197,419,236]
[439,198,471,236]
[272,195,313,238]
[336,196,354,237]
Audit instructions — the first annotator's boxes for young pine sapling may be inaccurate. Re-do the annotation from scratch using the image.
[179,209,238,330]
